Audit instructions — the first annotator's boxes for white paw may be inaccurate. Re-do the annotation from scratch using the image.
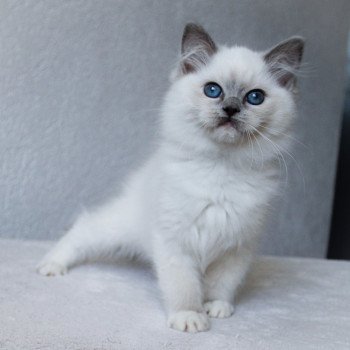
[204,300,234,318]
[37,261,67,276]
[168,311,210,333]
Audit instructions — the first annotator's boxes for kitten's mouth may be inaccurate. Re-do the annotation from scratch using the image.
[217,117,240,130]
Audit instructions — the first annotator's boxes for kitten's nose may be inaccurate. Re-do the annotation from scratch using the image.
[222,97,241,118]
[223,105,240,117]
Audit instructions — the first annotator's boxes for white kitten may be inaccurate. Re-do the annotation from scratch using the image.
[37,24,304,333]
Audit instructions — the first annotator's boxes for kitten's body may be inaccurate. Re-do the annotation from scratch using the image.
[38,24,304,333]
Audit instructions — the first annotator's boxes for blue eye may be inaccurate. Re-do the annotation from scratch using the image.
[246,89,265,105]
[204,82,222,98]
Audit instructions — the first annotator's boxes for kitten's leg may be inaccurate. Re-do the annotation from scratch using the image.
[203,247,252,318]
[154,247,209,333]
[37,199,147,276]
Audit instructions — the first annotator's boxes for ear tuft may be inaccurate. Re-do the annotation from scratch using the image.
[264,36,305,90]
[180,23,217,75]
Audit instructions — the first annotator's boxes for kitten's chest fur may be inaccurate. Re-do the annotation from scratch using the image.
[159,155,277,267]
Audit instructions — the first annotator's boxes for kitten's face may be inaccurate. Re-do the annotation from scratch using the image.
[181,47,294,145]
[162,24,304,155]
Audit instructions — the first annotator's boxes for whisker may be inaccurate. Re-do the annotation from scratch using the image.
[236,117,306,191]
[268,136,306,194]
[256,124,309,150]
[250,131,264,170]
[247,124,289,188]
[246,130,254,170]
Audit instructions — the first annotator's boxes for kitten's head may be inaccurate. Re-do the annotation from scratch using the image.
[162,23,304,159]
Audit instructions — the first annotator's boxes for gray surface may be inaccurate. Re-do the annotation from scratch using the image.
[0,0,349,257]
[1,238,350,350]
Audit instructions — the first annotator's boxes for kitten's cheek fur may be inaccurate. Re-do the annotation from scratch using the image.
[168,311,210,333]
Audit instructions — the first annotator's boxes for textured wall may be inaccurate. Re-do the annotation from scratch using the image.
[0,0,349,257]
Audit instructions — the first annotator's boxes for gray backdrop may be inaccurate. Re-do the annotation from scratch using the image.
[0,0,349,257]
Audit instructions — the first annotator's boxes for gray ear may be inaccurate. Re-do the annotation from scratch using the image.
[180,23,217,75]
[264,37,305,90]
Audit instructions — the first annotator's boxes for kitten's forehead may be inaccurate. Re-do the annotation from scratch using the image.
[203,47,268,88]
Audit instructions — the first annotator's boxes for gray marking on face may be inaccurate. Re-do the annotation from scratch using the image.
[222,96,242,115]
[222,82,246,102]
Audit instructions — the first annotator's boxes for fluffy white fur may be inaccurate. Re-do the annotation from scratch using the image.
[37,24,303,333]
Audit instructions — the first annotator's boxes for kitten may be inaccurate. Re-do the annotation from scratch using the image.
[37,23,304,333]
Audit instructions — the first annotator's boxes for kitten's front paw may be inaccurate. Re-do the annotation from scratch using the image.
[168,311,210,333]
[204,300,234,318]
[37,261,67,276]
